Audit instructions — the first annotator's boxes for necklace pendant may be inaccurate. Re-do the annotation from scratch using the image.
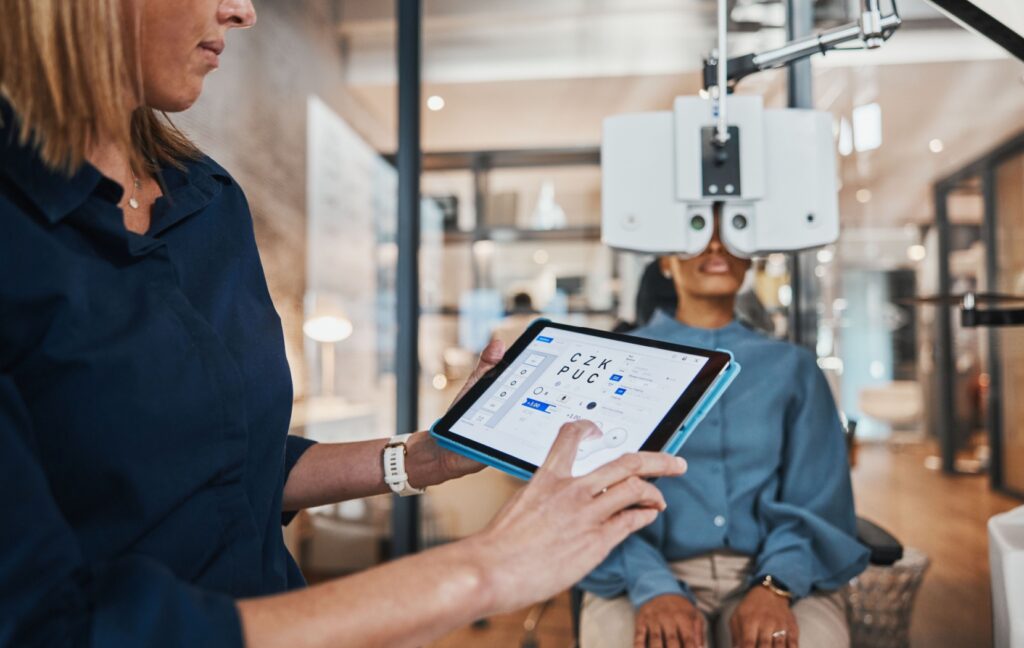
[128,197,140,209]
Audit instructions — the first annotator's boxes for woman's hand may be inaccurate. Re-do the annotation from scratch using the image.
[728,586,798,648]
[244,420,686,648]
[634,594,706,648]
[465,420,687,616]
[409,338,507,485]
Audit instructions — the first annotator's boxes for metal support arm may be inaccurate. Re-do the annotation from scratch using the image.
[703,2,902,90]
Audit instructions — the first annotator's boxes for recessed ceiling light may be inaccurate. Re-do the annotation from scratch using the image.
[427,95,445,111]
[907,244,927,262]
[929,138,944,153]
[852,103,882,153]
[856,188,872,204]
[838,117,853,157]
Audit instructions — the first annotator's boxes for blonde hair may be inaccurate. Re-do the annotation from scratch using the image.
[0,0,200,175]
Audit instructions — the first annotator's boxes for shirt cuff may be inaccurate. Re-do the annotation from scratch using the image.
[627,571,691,609]
[750,555,811,601]
[281,435,317,526]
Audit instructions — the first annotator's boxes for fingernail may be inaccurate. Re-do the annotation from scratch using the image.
[675,457,687,471]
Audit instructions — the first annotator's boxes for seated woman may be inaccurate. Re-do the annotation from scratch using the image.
[579,216,868,648]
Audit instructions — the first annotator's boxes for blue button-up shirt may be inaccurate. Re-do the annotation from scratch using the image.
[0,105,315,647]
[581,311,868,607]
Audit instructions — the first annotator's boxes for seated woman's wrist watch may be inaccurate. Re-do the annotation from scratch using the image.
[759,574,793,600]
[383,433,426,497]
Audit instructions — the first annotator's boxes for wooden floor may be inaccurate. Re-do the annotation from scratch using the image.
[427,442,1021,648]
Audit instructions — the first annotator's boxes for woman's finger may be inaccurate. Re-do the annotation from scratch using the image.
[675,618,695,648]
[450,338,506,405]
[689,614,706,648]
[600,507,660,547]
[589,476,666,521]
[662,621,681,648]
[537,420,601,476]
[740,620,760,648]
[647,624,665,648]
[633,622,649,648]
[581,451,686,495]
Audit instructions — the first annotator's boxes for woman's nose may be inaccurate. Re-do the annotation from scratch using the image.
[707,230,724,253]
[219,0,257,28]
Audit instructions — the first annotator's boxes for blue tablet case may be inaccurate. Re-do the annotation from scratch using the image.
[430,351,741,481]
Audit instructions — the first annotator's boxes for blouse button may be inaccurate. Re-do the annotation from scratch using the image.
[713,515,726,527]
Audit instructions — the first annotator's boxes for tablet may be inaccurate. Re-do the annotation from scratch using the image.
[430,319,740,480]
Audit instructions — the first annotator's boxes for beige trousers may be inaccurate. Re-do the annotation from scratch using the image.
[581,552,849,648]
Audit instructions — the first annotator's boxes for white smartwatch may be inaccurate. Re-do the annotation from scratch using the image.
[383,433,426,497]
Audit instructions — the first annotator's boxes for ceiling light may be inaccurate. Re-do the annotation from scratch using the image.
[856,189,872,204]
[533,249,549,265]
[929,138,944,153]
[907,244,927,262]
[426,95,445,111]
[838,117,853,157]
[852,103,882,153]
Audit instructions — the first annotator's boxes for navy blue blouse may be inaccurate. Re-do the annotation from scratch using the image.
[0,107,315,647]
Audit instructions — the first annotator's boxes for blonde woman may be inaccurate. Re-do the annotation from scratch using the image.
[0,2,685,646]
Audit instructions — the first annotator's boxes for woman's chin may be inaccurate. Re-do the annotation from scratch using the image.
[147,84,203,113]
[691,277,743,298]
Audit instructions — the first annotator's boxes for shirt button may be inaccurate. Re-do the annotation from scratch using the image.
[713,515,726,527]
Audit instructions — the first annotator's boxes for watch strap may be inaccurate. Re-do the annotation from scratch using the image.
[383,433,426,497]
[759,574,793,600]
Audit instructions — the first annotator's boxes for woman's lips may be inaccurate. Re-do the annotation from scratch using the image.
[698,256,732,274]
[198,40,224,67]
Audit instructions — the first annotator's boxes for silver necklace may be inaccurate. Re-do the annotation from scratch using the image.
[127,170,141,209]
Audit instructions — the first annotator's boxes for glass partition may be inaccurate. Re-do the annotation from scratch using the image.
[993,151,1024,495]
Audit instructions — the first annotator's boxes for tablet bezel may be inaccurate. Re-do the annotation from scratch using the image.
[431,319,732,476]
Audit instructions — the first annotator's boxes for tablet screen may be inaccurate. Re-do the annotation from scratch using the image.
[448,325,711,476]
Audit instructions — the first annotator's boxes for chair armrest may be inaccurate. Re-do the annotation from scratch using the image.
[857,517,904,566]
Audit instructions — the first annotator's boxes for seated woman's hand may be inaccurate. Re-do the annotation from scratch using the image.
[635,594,706,648]
[729,586,798,648]
[466,421,687,616]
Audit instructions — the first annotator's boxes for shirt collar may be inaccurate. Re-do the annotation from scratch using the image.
[0,100,105,224]
[148,157,231,237]
[646,308,748,337]
[0,99,233,231]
